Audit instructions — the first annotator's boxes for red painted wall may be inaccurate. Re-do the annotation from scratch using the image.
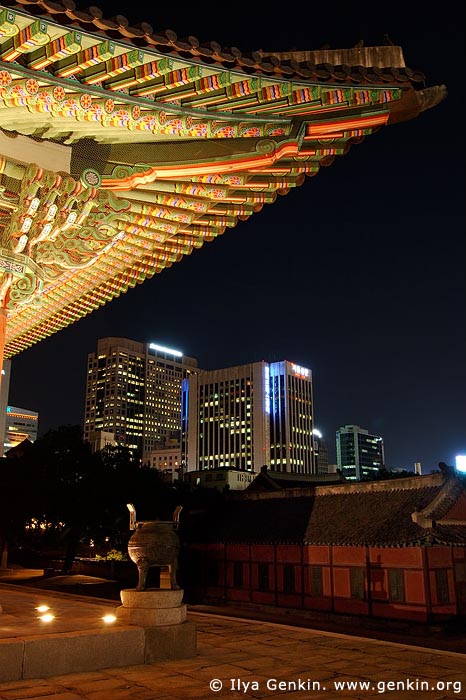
[427,547,452,567]
[370,547,423,567]
[303,595,331,611]
[276,544,301,563]
[333,567,350,597]
[277,593,302,608]
[251,544,274,562]
[372,602,428,622]
[334,598,369,616]
[404,570,426,604]
[429,568,456,612]
[226,544,249,560]
[304,545,329,564]
[187,542,466,623]
[333,546,365,565]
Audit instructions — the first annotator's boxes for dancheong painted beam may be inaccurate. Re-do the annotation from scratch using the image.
[0,0,446,372]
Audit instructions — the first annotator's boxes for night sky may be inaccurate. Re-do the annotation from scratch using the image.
[7,1,465,471]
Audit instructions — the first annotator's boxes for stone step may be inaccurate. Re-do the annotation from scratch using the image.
[0,583,196,682]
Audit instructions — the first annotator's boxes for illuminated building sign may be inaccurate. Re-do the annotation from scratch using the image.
[291,363,310,378]
[455,455,466,473]
[264,364,270,414]
[149,342,183,357]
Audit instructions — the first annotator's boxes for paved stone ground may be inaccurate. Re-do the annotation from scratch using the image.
[0,583,122,639]
[188,604,466,656]
[8,573,466,655]
[0,608,465,700]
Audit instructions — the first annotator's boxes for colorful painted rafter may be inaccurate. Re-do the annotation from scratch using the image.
[0,0,446,361]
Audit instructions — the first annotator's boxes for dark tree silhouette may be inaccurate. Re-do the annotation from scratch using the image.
[2,426,184,572]
[0,439,41,568]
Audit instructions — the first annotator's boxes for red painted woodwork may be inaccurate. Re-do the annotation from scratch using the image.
[428,569,455,606]
[372,602,428,622]
[404,570,426,604]
[333,568,351,597]
[334,598,369,616]
[226,544,249,559]
[370,547,423,567]
[187,542,466,623]
[322,566,332,597]
[276,544,301,563]
[250,545,274,562]
[332,546,366,565]
[427,547,453,567]
[303,595,331,611]
[277,593,302,608]
[251,591,276,605]
[228,589,251,602]
[304,545,330,564]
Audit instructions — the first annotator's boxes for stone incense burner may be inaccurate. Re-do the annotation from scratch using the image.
[126,504,180,591]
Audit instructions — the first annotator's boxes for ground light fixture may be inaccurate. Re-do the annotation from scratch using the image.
[102,614,117,624]
[35,605,50,612]
[38,612,55,622]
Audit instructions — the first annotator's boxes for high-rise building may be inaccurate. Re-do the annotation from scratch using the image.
[1,361,39,454]
[336,424,384,481]
[182,359,315,475]
[84,337,198,456]
[313,431,332,474]
[4,405,39,452]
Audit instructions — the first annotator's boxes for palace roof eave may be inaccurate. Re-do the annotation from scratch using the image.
[0,0,447,356]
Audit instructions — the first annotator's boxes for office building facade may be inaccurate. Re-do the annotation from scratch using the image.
[182,359,315,475]
[144,442,181,482]
[86,430,115,453]
[84,337,198,456]
[313,433,333,474]
[336,424,384,481]
[4,405,39,452]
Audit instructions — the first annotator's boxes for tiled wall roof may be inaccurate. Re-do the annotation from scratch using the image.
[180,473,466,547]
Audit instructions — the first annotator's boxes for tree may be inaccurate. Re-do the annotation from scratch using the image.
[0,439,41,568]
[1,426,188,572]
[31,425,103,571]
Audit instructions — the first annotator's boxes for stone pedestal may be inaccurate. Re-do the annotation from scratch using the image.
[116,588,196,661]
[117,589,186,626]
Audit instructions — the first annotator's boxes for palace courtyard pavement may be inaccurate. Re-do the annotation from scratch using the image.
[0,583,464,700]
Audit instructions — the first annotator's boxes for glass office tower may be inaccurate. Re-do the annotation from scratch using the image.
[182,359,315,475]
[336,424,384,480]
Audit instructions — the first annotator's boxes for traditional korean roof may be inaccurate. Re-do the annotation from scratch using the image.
[0,1,447,356]
[305,482,443,546]
[180,468,466,547]
[180,493,315,544]
[244,466,344,492]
